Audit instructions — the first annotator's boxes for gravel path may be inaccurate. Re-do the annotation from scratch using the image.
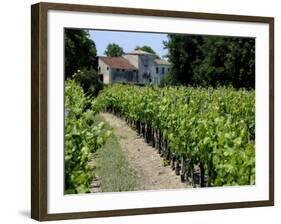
[100,112,189,191]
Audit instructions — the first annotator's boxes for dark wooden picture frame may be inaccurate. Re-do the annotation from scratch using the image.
[31,2,274,221]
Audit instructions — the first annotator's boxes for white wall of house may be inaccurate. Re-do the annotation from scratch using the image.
[122,54,140,82]
[122,54,139,68]
[138,54,156,84]
[98,58,111,84]
[154,64,171,84]
[124,54,157,84]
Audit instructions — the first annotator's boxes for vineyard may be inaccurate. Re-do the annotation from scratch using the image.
[65,81,255,193]
[92,84,255,187]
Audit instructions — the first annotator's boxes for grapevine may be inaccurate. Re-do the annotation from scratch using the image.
[64,80,111,194]
[93,84,255,187]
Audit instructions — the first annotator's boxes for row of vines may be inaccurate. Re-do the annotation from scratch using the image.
[92,84,255,187]
[64,80,111,194]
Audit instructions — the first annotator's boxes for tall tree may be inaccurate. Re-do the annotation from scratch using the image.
[193,37,255,88]
[104,43,124,57]
[163,34,203,85]
[135,45,160,58]
[225,38,255,88]
[164,34,255,89]
[64,29,97,79]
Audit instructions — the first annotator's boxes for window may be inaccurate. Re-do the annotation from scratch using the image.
[98,66,101,72]
[122,69,125,72]
[156,67,159,73]
[117,69,120,72]
[99,74,103,82]
[107,66,109,70]
[162,67,165,74]
[167,68,170,72]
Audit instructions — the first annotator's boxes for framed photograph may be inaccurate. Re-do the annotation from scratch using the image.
[31,2,274,221]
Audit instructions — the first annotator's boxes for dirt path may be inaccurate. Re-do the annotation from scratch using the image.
[100,112,190,191]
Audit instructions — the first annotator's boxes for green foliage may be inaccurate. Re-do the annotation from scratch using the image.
[93,84,255,186]
[135,45,160,58]
[163,35,255,89]
[64,80,111,194]
[64,29,97,79]
[160,73,175,87]
[73,68,103,97]
[163,35,203,85]
[104,43,124,57]
[193,37,255,88]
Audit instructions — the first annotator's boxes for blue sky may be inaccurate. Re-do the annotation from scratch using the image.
[89,30,168,58]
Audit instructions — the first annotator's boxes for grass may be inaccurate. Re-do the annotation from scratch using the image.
[93,114,137,192]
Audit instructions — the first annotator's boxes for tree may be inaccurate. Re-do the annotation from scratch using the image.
[104,43,124,57]
[192,36,230,87]
[163,34,255,89]
[73,69,103,97]
[64,29,97,79]
[225,38,255,89]
[163,34,203,85]
[193,37,255,88]
[135,45,160,58]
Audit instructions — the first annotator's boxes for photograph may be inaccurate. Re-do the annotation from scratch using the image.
[64,28,255,195]
[30,2,274,220]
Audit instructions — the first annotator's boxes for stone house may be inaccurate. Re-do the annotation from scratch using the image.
[98,50,171,85]
[154,59,171,85]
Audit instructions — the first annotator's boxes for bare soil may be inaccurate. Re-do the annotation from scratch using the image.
[100,112,190,191]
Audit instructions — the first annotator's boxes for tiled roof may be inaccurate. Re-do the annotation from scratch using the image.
[154,59,171,65]
[127,49,154,55]
[99,57,136,70]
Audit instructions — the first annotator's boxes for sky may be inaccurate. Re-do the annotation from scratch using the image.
[89,30,168,58]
